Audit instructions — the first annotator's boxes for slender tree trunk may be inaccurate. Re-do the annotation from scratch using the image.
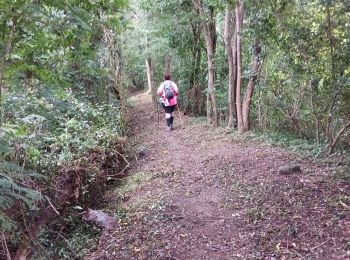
[235,1,244,133]
[189,19,201,90]
[146,57,153,94]
[231,25,238,127]
[242,41,261,131]
[164,55,171,75]
[224,6,237,128]
[310,93,320,144]
[188,19,203,115]
[325,6,338,142]
[102,25,123,104]
[145,57,157,107]
[257,91,263,128]
[0,20,15,127]
[193,0,218,126]
[207,44,217,126]
[194,29,202,88]
[326,119,350,155]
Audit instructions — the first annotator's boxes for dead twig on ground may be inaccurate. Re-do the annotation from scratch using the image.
[310,240,329,251]
[116,151,130,174]
[339,200,350,210]
[1,233,11,260]
[46,196,60,215]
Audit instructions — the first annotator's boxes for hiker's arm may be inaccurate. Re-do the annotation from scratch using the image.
[157,84,163,96]
[173,83,179,96]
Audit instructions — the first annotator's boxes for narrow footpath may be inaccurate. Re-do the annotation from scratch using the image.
[88,93,350,260]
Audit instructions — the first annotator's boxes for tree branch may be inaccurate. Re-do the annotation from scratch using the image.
[326,118,350,155]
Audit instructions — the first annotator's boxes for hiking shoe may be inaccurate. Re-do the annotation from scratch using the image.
[166,126,171,131]
[170,124,174,130]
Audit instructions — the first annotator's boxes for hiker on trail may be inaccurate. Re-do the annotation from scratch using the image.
[157,73,179,131]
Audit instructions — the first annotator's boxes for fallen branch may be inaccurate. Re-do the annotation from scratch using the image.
[45,196,60,215]
[116,151,130,175]
[2,233,11,260]
[310,240,329,251]
[339,200,350,210]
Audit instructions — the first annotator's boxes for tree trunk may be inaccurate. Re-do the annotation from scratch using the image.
[193,0,218,126]
[146,58,153,93]
[231,24,238,127]
[164,55,171,75]
[242,41,261,131]
[187,18,203,116]
[102,25,124,105]
[0,20,15,127]
[224,6,237,128]
[235,1,244,133]
[189,18,201,90]
[145,57,157,107]
[310,92,320,144]
[326,119,350,155]
[207,44,218,126]
[325,6,338,143]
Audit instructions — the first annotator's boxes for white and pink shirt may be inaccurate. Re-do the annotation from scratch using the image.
[157,80,179,106]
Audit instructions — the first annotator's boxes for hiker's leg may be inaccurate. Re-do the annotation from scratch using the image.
[162,104,173,131]
[165,113,172,127]
[169,105,175,127]
[162,104,169,126]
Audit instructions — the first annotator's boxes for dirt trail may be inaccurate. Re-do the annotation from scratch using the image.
[88,93,350,260]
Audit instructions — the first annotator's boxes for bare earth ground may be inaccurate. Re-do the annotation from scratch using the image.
[87,93,350,260]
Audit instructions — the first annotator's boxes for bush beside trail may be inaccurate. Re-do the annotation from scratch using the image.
[0,87,128,258]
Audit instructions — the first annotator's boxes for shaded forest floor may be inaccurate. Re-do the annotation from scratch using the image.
[88,92,350,260]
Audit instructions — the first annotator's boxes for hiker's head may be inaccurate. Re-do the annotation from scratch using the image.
[164,73,172,81]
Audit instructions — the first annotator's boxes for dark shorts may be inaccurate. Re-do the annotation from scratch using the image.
[162,104,176,114]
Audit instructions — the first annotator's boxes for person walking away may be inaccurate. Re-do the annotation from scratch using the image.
[157,73,179,131]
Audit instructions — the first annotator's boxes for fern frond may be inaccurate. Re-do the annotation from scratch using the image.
[0,162,45,180]
[0,175,42,210]
[0,212,15,232]
[0,139,9,153]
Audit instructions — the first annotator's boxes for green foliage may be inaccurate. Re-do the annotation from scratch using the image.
[246,131,325,158]
[0,130,43,232]
[132,0,350,151]
[0,174,42,231]
[246,0,350,144]
[0,0,129,256]
[0,176,41,210]
[37,213,101,259]
[333,166,350,183]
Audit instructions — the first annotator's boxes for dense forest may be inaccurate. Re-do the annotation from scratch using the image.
[133,0,350,152]
[0,0,349,258]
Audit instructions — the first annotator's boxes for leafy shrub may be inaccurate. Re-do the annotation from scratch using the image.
[37,213,101,259]
[0,86,126,255]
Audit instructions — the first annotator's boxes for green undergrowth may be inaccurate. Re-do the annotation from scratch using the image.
[191,116,349,182]
[229,130,325,158]
[193,118,326,158]
[1,87,126,256]
[34,213,101,259]
[106,168,178,224]
[192,116,208,124]
[332,166,350,184]
[125,96,139,108]
[113,169,176,203]
[250,131,350,182]
[201,121,350,183]
[232,130,350,183]
[114,170,157,199]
